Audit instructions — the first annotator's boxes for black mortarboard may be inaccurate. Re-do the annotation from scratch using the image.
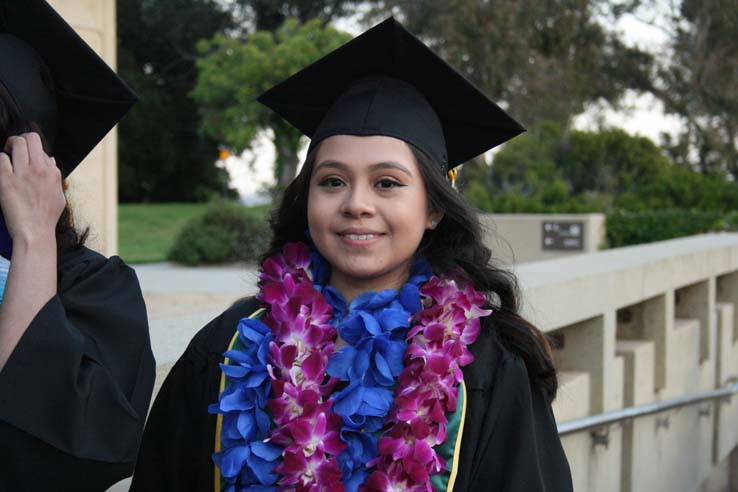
[257,17,524,172]
[0,0,138,176]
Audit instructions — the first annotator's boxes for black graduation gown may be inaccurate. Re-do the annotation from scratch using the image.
[131,298,572,492]
[0,246,156,492]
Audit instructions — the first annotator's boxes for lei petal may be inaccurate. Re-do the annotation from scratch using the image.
[326,345,356,380]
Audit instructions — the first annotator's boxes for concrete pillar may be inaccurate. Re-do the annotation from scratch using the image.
[47,0,119,256]
[553,313,624,492]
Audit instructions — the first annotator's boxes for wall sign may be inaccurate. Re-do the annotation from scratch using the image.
[542,221,584,251]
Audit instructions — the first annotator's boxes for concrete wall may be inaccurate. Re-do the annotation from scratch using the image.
[47,0,119,256]
[531,233,738,492]
[480,213,606,266]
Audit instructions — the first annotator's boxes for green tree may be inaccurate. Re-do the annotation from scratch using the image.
[465,122,681,213]
[192,19,352,187]
[364,0,653,128]
[231,0,358,30]
[489,121,564,196]
[643,0,738,179]
[117,0,236,202]
[560,129,671,195]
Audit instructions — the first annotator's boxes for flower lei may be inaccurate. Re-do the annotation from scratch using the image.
[210,242,490,492]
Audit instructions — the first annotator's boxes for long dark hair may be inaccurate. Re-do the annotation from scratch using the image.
[0,84,87,252]
[263,142,559,401]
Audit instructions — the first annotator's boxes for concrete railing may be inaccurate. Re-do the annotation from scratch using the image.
[514,233,738,492]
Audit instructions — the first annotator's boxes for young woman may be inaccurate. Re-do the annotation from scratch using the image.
[133,18,572,492]
[0,2,155,490]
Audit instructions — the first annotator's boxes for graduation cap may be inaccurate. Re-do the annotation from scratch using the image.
[0,0,138,177]
[257,17,525,172]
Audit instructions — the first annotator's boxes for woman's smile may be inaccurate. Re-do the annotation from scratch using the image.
[336,228,386,247]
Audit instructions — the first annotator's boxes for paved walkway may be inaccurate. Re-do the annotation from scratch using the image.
[133,261,260,371]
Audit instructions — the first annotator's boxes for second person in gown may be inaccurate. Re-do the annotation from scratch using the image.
[0,1,155,490]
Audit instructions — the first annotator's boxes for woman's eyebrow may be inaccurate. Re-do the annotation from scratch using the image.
[369,161,413,177]
[314,159,413,177]
[314,160,350,173]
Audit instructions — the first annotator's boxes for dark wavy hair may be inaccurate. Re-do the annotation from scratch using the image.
[0,83,87,252]
[262,141,559,401]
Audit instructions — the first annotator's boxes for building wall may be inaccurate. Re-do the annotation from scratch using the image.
[47,0,118,256]
[480,213,606,266]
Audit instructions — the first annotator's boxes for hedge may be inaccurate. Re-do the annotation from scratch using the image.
[606,209,728,248]
[167,200,271,264]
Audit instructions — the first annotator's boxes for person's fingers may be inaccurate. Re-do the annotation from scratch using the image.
[0,153,13,208]
[22,132,47,168]
[0,152,12,177]
[4,135,29,172]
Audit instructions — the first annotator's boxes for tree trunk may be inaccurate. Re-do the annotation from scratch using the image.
[272,125,303,189]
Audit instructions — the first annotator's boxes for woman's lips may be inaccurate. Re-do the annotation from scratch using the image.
[337,231,385,247]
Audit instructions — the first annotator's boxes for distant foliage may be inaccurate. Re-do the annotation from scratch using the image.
[117,0,236,202]
[365,0,653,128]
[193,19,352,188]
[606,210,726,248]
[464,121,738,215]
[461,121,738,247]
[649,0,738,179]
[464,123,641,213]
[168,201,271,264]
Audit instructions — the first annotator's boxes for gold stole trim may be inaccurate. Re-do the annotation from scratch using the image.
[447,379,468,491]
[214,308,267,492]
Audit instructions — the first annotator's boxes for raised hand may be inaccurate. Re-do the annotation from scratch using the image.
[0,132,66,248]
[0,132,63,370]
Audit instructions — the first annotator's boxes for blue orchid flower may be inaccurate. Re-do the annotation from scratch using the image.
[336,425,378,492]
[351,289,398,310]
[213,440,281,487]
[310,249,330,285]
[327,334,406,387]
[341,467,371,492]
[322,285,348,320]
[211,315,283,489]
[332,382,393,417]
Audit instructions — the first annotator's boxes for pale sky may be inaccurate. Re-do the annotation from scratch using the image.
[228,6,682,203]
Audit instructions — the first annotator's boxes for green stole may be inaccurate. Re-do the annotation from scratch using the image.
[214,308,467,492]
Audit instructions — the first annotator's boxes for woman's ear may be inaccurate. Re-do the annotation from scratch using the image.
[427,211,444,230]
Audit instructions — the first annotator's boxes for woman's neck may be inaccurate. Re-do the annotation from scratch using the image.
[328,268,410,305]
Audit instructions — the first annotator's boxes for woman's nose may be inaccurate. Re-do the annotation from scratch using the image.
[340,185,375,218]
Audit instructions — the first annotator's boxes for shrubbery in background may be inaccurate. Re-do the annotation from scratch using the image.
[463,121,738,247]
[606,210,727,248]
[167,201,271,265]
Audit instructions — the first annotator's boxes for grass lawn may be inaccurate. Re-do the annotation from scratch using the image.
[118,202,272,264]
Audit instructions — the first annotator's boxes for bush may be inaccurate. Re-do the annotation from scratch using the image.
[167,200,271,265]
[717,211,738,231]
[614,166,738,212]
[606,209,725,248]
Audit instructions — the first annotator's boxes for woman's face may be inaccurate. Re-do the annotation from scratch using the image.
[308,135,440,298]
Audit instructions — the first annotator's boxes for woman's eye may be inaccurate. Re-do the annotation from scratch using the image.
[376,179,404,189]
[318,177,345,188]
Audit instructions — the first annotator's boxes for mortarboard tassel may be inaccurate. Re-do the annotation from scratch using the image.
[447,167,458,190]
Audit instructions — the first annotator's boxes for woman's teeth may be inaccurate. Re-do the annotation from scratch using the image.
[343,234,377,240]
